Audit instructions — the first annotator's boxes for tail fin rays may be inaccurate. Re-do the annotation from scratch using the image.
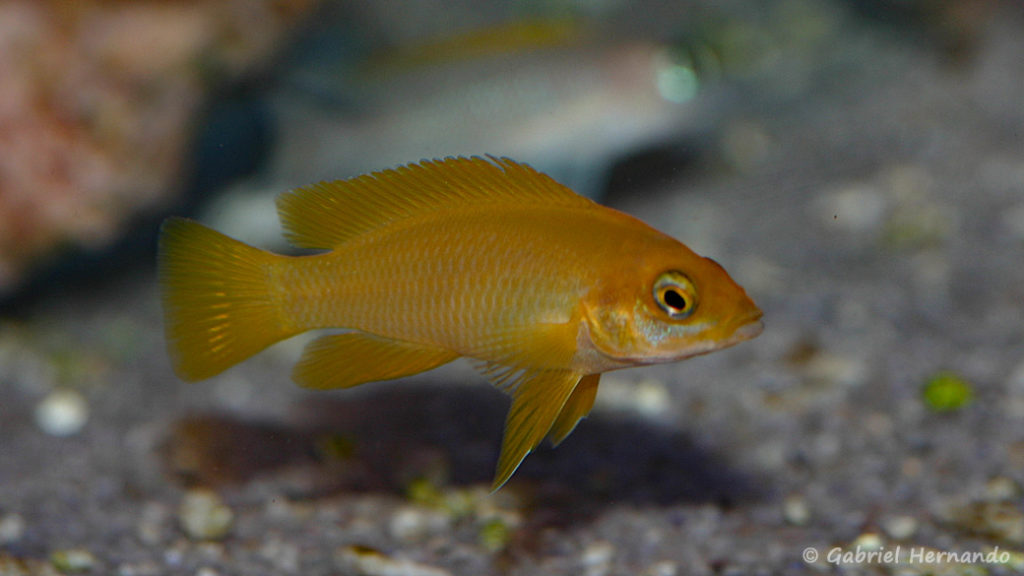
[159,217,297,381]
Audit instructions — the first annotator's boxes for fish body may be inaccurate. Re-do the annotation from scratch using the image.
[160,157,762,489]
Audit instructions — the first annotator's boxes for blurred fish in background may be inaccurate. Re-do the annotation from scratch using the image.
[203,1,729,245]
[276,19,718,192]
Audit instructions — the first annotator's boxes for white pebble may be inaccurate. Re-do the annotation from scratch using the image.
[0,513,25,544]
[51,548,97,572]
[984,476,1021,501]
[389,507,450,542]
[595,378,672,420]
[783,495,811,525]
[882,515,918,540]
[179,489,233,541]
[850,532,884,551]
[35,389,88,436]
[580,541,615,576]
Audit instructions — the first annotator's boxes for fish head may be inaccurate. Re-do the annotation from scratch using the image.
[581,242,763,368]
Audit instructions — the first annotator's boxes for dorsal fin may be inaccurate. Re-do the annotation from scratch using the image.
[275,155,595,249]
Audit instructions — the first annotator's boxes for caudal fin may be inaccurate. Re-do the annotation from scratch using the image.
[158,217,296,381]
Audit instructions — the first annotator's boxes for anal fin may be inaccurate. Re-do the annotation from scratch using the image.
[293,332,458,390]
[548,373,600,446]
[490,369,583,491]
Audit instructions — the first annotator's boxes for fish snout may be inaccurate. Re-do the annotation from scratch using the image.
[734,315,764,342]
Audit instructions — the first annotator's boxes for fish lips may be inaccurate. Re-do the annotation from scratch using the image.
[711,310,764,351]
[627,311,764,365]
[733,315,765,342]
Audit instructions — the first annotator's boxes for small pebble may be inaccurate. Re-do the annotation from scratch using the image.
[335,545,452,576]
[477,517,511,553]
[883,200,954,250]
[802,351,867,388]
[178,489,233,541]
[34,389,88,436]
[643,561,678,576]
[850,532,884,551]
[137,502,170,546]
[50,548,96,573]
[922,371,974,412]
[260,537,299,573]
[633,380,673,418]
[0,513,25,544]
[882,515,918,540]
[596,378,672,419]
[783,495,811,526]
[388,507,450,543]
[983,476,1021,501]
[580,541,615,576]
[163,544,185,567]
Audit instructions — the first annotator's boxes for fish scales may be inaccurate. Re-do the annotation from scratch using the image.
[159,156,763,489]
[280,207,589,351]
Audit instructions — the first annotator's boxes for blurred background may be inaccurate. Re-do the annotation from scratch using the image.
[2,1,1023,574]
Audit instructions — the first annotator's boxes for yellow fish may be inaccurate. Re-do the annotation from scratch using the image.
[159,156,763,489]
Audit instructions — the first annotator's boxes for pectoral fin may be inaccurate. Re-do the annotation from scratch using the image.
[548,373,600,446]
[489,368,583,491]
[293,332,458,390]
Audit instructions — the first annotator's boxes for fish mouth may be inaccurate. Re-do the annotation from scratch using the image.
[734,316,764,342]
[630,311,764,365]
[720,309,764,347]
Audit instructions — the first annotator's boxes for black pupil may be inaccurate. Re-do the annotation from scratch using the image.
[663,288,688,311]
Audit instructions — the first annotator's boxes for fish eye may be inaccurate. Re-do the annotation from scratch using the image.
[653,271,697,319]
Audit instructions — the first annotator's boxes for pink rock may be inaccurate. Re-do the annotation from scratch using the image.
[0,0,318,295]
